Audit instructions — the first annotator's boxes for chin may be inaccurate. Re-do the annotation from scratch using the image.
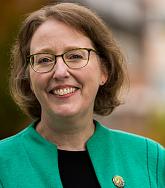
[53,109,80,119]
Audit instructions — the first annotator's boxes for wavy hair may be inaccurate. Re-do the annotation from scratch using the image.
[9,2,128,119]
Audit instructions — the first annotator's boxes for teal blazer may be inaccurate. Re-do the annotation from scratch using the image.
[0,120,164,187]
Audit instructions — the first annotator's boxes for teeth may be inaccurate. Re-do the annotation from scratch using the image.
[59,89,63,95]
[73,88,76,92]
[52,87,77,96]
[63,88,67,95]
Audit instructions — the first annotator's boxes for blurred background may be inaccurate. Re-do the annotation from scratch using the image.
[0,0,165,146]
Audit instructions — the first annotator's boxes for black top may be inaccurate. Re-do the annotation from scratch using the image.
[58,149,101,188]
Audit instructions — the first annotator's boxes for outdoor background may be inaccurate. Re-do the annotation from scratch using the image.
[0,0,165,146]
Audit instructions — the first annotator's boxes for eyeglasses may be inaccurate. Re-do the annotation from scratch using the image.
[27,48,100,73]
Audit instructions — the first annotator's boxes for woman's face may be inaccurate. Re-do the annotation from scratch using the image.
[30,19,107,121]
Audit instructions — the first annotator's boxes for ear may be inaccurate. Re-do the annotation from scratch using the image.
[100,64,108,86]
[100,73,108,86]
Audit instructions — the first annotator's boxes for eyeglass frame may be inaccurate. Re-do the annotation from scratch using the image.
[27,48,100,73]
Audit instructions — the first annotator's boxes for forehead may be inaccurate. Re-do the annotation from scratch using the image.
[30,19,93,54]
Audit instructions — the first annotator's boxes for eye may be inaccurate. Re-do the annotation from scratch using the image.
[35,54,54,65]
[38,57,52,64]
[65,49,89,63]
[69,54,83,60]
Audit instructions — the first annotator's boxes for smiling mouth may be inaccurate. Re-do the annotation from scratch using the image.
[50,87,78,96]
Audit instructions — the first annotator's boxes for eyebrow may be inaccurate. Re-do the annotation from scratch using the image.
[34,46,82,54]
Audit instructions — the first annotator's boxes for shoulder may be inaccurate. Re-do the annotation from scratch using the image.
[0,121,38,159]
[94,120,165,167]
[0,121,38,153]
[94,119,164,152]
[0,128,28,157]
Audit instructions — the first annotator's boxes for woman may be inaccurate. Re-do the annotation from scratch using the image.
[0,3,164,188]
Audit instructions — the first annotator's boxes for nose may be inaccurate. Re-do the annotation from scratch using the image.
[52,56,70,80]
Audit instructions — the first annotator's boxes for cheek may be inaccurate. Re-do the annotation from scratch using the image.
[30,71,47,92]
[79,63,102,92]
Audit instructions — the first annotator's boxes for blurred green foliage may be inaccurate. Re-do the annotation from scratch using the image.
[0,0,51,140]
[147,111,165,146]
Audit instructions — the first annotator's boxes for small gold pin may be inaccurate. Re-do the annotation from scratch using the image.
[112,175,125,187]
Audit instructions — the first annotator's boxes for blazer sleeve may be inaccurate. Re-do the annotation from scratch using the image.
[146,138,165,187]
[159,143,165,187]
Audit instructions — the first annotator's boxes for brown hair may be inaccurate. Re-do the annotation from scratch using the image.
[9,2,128,119]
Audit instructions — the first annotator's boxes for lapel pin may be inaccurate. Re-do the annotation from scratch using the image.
[112,175,125,187]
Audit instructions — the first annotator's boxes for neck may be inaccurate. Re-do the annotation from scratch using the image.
[36,116,95,151]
